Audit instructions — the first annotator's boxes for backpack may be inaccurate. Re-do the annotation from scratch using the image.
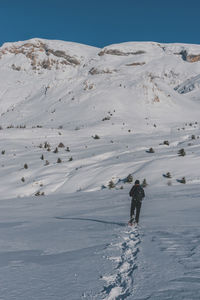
[129,185,145,201]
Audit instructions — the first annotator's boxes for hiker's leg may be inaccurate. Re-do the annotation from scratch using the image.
[130,200,136,218]
[135,202,142,223]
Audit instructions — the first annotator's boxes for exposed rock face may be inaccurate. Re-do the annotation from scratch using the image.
[89,67,116,75]
[126,62,146,66]
[45,48,80,65]
[176,50,200,63]
[186,54,200,63]
[0,40,80,71]
[98,48,146,56]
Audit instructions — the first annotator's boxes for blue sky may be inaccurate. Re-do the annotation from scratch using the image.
[0,0,200,47]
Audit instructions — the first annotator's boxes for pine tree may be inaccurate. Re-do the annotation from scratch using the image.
[178,148,186,156]
[166,172,172,178]
[53,147,58,153]
[108,180,115,189]
[126,174,133,183]
[142,179,148,187]
[180,177,186,184]
[147,147,155,153]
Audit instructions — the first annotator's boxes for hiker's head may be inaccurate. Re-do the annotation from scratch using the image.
[135,180,140,185]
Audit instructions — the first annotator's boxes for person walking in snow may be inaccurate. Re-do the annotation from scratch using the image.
[129,180,145,225]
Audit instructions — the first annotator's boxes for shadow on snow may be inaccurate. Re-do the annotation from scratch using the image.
[55,216,127,227]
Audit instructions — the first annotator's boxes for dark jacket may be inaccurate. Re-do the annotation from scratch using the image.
[129,184,145,202]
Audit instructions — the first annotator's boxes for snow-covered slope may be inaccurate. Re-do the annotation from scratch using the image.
[0,38,200,300]
[0,38,200,198]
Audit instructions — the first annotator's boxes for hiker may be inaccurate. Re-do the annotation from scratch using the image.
[129,180,145,225]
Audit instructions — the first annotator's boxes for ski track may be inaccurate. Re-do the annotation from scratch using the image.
[99,226,141,300]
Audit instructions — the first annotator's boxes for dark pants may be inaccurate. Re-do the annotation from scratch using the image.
[130,200,142,223]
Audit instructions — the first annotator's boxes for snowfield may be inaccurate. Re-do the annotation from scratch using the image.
[0,38,200,299]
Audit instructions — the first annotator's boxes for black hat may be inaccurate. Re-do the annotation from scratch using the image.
[135,180,140,184]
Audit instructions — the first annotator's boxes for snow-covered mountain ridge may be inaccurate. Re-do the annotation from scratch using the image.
[0,38,200,198]
[1,39,200,299]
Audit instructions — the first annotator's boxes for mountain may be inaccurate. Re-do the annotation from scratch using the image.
[0,38,200,199]
[1,38,200,128]
[0,38,200,300]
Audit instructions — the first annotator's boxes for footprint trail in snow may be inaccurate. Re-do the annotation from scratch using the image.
[100,225,141,300]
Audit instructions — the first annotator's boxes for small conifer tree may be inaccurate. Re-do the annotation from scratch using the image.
[92,134,100,139]
[142,179,148,187]
[180,177,186,184]
[53,147,58,153]
[166,172,172,178]
[178,148,186,156]
[58,142,65,148]
[108,180,115,189]
[126,174,133,183]
[44,160,50,166]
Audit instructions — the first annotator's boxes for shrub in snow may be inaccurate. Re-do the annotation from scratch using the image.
[102,116,110,121]
[35,191,45,196]
[7,125,14,129]
[44,141,50,148]
[146,147,155,153]
[126,174,133,183]
[142,179,148,187]
[53,147,58,153]
[58,142,65,148]
[68,156,73,162]
[191,135,196,140]
[92,134,100,139]
[24,164,28,169]
[44,160,50,166]
[40,154,44,160]
[21,177,25,182]
[180,177,186,184]
[108,180,115,189]
[1,150,5,155]
[57,158,62,163]
[163,140,169,146]
[66,147,70,152]
[163,172,172,178]
[178,148,186,156]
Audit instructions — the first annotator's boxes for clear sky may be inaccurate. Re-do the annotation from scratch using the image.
[0,0,200,48]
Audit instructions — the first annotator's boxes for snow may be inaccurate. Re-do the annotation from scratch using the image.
[0,38,200,299]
